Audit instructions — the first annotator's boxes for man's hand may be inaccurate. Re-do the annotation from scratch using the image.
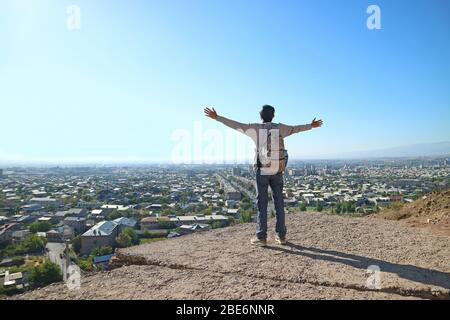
[204,107,218,120]
[311,118,323,128]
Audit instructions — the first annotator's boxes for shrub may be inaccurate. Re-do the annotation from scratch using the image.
[210,221,223,229]
[78,258,93,271]
[141,230,168,238]
[299,202,307,212]
[29,221,52,233]
[72,236,81,254]
[91,246,113,257]
[122,228,139,245]
[239,209,253,223]
[3,235,47,256]
[115,233,132,248]
[157,221,176,229]
[11,256,25,267]
[316,203,323,212]
[28,260,62,288]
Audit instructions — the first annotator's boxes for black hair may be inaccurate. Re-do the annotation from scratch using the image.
[260,105,275,123]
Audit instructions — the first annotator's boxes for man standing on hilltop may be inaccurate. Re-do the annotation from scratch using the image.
[204,105,323,246]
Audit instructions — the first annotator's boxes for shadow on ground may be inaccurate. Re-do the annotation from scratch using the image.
[266,242,450,291]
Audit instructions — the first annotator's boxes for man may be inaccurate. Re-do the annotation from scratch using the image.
[204,105,323,246]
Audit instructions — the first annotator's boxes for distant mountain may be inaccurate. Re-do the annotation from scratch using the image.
[358,141,450,158]
[319,141,450,159]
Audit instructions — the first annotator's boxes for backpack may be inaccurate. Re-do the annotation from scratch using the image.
[256,123,288,174]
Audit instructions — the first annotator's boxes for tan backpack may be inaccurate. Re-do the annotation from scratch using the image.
[256,123,287,174]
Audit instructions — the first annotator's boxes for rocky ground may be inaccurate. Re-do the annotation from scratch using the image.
[11,212,450,300]
[376,190,450,236]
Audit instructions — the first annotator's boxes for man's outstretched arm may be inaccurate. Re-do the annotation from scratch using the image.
[280,118,323,137]
[204,107,252,132]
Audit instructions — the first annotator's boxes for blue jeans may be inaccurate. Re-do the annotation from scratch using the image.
[255,169,286,240]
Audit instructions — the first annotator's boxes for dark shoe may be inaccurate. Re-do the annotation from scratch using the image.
[250,236,267,247]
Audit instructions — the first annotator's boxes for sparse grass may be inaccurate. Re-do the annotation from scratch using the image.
[24,256,46,268]
[139,237,167,245]
[1,255,46,274]
[378,209,410,221]
[387,202,405,211]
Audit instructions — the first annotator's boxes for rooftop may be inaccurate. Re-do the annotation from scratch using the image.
[82,221,118,237]
[113,217,137,227]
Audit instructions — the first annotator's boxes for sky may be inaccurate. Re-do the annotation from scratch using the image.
[0,0,449,164]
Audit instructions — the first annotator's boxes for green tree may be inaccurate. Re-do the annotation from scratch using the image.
[72,236,81,254]
[299,202,307,212]
[78,258,93,271]
[141,230,168,239]
[29,221,52,233]
[122,228,139,245]
[335,203,342,214]
[115,233,132,248]
[28,260,62,288]
[346,202,356,213]
[211,221,223,229]
[240,203,251,211]
[157,221,176,229]
[91,246,113,257]
[161,208,177,216]
[316,203,323,212]
[239,209,253,223]
[62,196,78,207]
[23,235,47,253]
[109,210,122,220]
[203,206,213,215]
[3,235,47,256]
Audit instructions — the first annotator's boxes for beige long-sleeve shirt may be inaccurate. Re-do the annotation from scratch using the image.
[216,115,312,140]
[216,115,312,172]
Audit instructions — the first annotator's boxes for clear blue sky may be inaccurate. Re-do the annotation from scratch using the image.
[1,0,449,164]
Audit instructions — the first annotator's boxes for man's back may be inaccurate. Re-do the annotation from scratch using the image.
[214,115,314,174]
[204,105,323,246]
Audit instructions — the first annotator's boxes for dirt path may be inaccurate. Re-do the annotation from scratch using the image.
[11,213,450,300]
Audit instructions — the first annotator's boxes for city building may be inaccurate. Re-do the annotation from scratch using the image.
[80,221,120,255]
[179,223,211,234]
[225,187,241,201]
[169,215,228,227]
[0,223,19,243]
[140,216,170,230]
[389,194,404,203]
[93,254,114,270]
[63,217,87,234]
[232,167,241,176]
[29,197,62,208]
[113,217,138,230]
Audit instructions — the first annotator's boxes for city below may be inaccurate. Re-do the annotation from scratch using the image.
[0,155,449,296]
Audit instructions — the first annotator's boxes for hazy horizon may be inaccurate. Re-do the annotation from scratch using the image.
[0,141,449,168]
